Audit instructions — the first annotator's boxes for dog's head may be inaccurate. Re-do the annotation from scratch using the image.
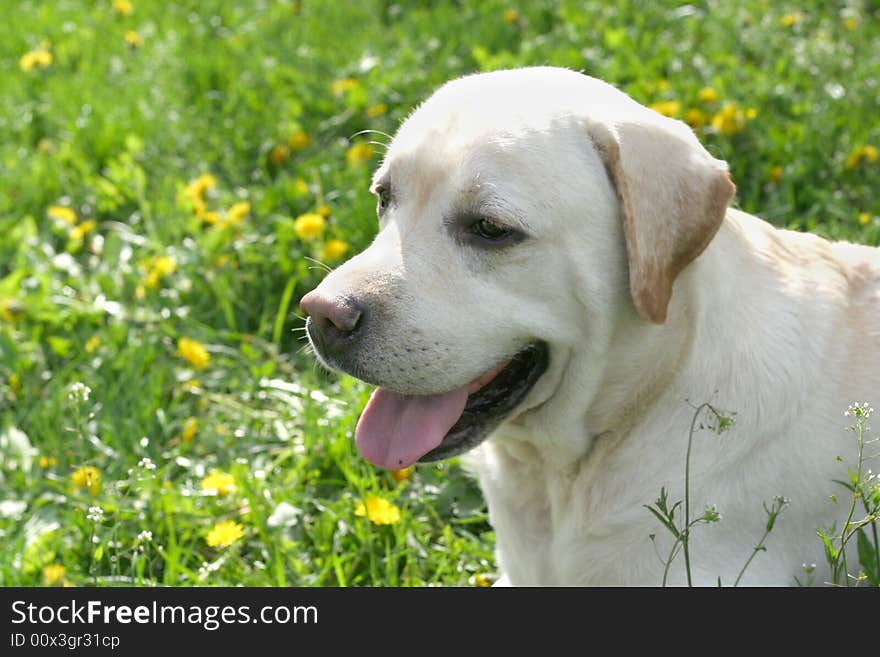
[302,67,734,469]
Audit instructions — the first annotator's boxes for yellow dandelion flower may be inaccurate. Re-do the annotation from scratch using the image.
[48,206,77,225]
[124,30,143,48]
[844,17,857,31]
[20,49,53,72]
[197,173,218,192]
[0,298,24,323]
[177,337,210,370]
[294,213,326,241]
[780,12,803,27]
[226,201,250,226]
[321,239,349,261]
[711,103,745,136]
[201,470,236,496]
[37,138,54,153]
[186,173,217,205]
[745,107,758,120]
[181,417,198,443]
[206,520,245,547]
[189,196,207,217]
[153,255,176,275]
[697,87,719,103]
[332,77,359,97]
[143,255,176,288]
[846,145,878,169]
[182,378,201,392]
[293,177,309,196]
[366,103,388,118]
[9,373,21,393]
[42,564,66,586]
[269,144,288,166]
[85,335,101,354]
[684,108,706,129]
[70,219,97,241]
[346,141,375,167]
[71,466,100,496]
[39,455,58,469]
[200,210,221,225]
[503,9,519,23]
[390,467,412,484]
[354,496,401,525]
[317,204,331,218]
[472,573,492,587]
[288,131,311,151]
[649,100,681,118]
[859,212,872,226]
[113,0,133,16]
[767,166,783,183]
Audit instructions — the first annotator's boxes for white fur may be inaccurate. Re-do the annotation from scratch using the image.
[311,67,880,585]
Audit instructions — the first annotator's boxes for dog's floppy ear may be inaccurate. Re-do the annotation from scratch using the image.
[587,112,735,324]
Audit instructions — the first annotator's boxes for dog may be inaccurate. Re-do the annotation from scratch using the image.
[301,67,879,585]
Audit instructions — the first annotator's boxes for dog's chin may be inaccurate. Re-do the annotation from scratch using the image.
[418,341,550,461]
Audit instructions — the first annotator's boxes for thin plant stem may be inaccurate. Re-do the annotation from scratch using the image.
[683,403,710,587]
[840,419,865,586]
[733,498,786,586]
[869,502,880,580]
[661,540,682,587]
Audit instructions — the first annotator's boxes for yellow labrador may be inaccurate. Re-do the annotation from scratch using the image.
[301,67,879,585]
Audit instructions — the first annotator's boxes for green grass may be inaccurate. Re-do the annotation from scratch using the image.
[1,0,878,587]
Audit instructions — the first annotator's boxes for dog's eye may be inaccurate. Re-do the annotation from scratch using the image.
[376,185,391,214]
[470,218,514,242]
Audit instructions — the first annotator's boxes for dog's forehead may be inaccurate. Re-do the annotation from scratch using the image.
[375,68,639,191]
[399,67,630,140]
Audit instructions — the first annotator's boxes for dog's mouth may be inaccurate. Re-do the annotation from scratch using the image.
[355,341,549,469]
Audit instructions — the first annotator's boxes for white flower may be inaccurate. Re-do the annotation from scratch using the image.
[138,457,156,471]
[845,402,873,419]
[197,559,221,579]
[136,530,153,543]
[86,505,104,522]
[68,382,92,402]
[267,501,301,528]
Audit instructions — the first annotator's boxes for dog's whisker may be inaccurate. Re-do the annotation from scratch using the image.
[350,128,392,143]
[296,343,314,357]
[304,256,333,273]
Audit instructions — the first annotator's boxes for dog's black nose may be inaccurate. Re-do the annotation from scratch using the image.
[300,291,365,354]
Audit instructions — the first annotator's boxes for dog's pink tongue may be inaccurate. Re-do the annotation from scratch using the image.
[355,387,469,469]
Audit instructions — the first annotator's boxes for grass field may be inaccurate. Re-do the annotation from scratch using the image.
[1,0,878,587]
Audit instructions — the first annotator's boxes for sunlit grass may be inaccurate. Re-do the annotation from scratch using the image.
[0,0,877,586]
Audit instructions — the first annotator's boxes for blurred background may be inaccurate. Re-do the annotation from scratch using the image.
[1,0,877,586]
